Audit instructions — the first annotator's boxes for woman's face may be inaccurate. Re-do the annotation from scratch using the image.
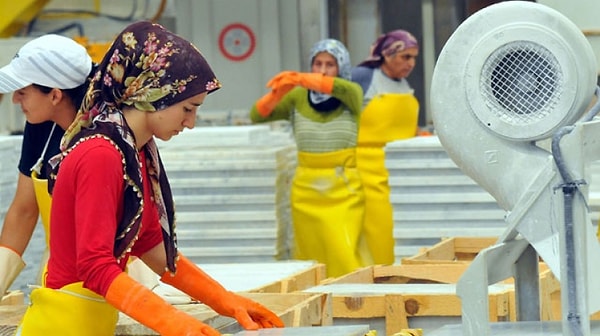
[381,47,419,80]
[147,92,208,141]
[311,52,339,77]
[12,85,56,124]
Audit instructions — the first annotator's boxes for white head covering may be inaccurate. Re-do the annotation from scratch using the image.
[308,38,351,104]
[0,34,92,93]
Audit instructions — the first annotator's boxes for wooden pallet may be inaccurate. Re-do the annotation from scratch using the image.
[304,264,514,336]
[539,268,600,321]
[400,238,600,324]
[401,236,498,264]
[248,263,327,293]
[0,292,332,336]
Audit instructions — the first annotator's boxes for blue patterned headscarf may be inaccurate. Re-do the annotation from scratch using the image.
[309,38,352,80]
[308,39,351,105]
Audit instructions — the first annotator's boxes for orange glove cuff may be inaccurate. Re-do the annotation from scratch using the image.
[160,254,285,330]
[297,73,335,94]
[255,91,280,117]
[160,254,228,307]
[319,75,335,94]
[106,272,219,336]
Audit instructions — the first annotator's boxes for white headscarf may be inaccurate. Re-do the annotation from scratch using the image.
[308,39,351,104]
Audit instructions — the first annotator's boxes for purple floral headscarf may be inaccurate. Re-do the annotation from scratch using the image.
[359,29,419,68]
[49,21,221,272]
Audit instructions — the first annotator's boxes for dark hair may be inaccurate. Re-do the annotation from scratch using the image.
[32,62,99,109]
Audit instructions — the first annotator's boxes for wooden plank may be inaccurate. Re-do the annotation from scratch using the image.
[401,237,498,264]
[0,291,23,306]
[327,290,510,318]
[372,264,469,284]
[402,238,456,262]
[320,266,375,285]
[252,264,327,293]
[453,237,498,254]
[385,294,408,334]
[537,269,600,322]
[539,269,560,321]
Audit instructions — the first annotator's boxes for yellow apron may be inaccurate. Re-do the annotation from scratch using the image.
[357,94,419,265]
[15,282,118,336]
[291,148,370,277]
[31,171,51,286]
[29,123,57,286]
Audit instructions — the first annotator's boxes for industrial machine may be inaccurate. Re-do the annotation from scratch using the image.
[431,1,600,335]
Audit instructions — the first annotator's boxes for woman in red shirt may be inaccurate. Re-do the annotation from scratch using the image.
[16,21,283,336]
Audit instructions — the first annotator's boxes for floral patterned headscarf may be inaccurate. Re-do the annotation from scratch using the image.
[49,21,221,272]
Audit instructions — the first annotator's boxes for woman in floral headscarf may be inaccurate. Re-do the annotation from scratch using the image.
[15,21,283,336]
[351,29,421,266]
[250,39,372,277]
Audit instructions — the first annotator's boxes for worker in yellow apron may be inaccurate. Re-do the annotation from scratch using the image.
[357,94,419,265]
[22,143,158,336]
[17,126,117,335]
[250,39,371,277]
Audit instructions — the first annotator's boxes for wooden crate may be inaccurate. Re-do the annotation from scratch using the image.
[304,264,514,336]
[401,237,498,264]
[0,291,23,306]
[0,292,332,336]
[539,269,600,322]
[246,263,327,293]
[320,264,471,285]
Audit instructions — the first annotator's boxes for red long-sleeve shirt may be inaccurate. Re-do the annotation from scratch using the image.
[46,137,163,296]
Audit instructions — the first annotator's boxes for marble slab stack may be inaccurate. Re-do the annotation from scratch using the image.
[156,125,297,264]
[0,136,23,221]
[385,136,507,261]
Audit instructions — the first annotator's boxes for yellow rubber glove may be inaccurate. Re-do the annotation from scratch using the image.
[105,272,220,336]
[0,245,25,297]
[160,254,285,330]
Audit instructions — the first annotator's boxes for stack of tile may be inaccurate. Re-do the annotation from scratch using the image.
[0,136,23,221]
[156,125,297,264]
[385,136,507,261]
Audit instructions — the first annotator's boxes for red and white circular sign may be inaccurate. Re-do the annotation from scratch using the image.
[218,23,256,62]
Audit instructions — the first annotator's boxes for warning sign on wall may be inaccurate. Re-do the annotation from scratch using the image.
[218,23,256,62]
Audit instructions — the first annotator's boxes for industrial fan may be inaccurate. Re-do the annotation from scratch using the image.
[430,1,600,335]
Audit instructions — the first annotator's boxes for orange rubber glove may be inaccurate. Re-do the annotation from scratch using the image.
[295,72,334,94]
[105,272,220,336]
[256,71,299,117]
[266,71,299,89]
[268,71,334,94]
[256,91,285,117]
[160,254,284,330]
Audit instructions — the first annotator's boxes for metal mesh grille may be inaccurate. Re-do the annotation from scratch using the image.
[481,42,562,126]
